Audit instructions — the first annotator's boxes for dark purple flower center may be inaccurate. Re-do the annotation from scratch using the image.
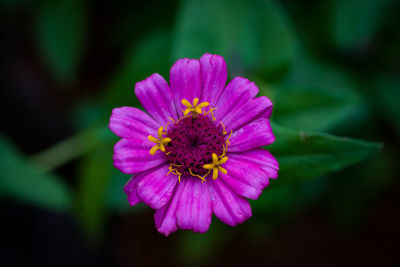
[165,114,225,177]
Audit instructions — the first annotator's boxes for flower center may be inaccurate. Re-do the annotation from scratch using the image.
[165,114,225,178]
[147,98,231,182]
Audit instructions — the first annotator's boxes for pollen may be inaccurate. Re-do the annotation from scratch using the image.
[203,153,228,180]
[181,98,210,117]
[148,126,171,155]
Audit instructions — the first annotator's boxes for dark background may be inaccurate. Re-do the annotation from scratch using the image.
[1,0,399,266]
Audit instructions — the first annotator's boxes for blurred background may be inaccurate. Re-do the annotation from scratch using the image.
[1,0,399,266]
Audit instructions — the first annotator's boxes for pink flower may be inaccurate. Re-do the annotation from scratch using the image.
[109,53,279,236]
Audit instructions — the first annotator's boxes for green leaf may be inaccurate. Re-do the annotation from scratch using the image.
[373,75,400,133]
[251,184,295,212]
[173,0,296,78]
[0,134,72,211]
[330,0,392,50]
[106,155,150,214]
[283,48,356,89]
[75,143,113,243]
[106,168,134,213]
[266,84,364,131]
[268,124,382,184]
[35,0,87,83]
[260,48,367,132]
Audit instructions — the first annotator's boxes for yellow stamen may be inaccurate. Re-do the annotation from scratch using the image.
[148,126,171,155]
[181,98,209,117]
[219,122,228,135]
[167,164,175,175]
[168,117,176,124]
[149,145,160,155]
[203,153,228,180]
[176,170,182,183]
[205,107,217,121]
[189,168,207,183]
[164,122,171,132]
[218,166,227,174]
[225,129,233,148]
[167,164,183,183]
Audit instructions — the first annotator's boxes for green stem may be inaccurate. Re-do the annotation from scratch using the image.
[31,126,107,173]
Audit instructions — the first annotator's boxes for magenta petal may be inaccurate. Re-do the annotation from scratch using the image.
[214,77,259,122]
[154,181,186,236]
[209,179,252,226]
[136,164,178,210]
[228,118,275,152]
[170,58,202,117]
[176,178,212,233]
[113,139,167,174]
[220,154,271,200]
[222,96,273,132]
[135,73,178,125]
[229,149,279,179]
[199,53,227,107]
[109,106,159,140]
[124,175,143,207]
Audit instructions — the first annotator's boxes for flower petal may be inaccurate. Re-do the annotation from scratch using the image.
[228,118,275,152]
[124,174,144,207]
[154,181,186,236]
[135,73,178,125]
[109,106,159,140]
[199,53,227,107]
[170,58,202,117]
[214,77,259,122]
[220,153,273,200]
[136,164,178,210]
[176,178,212,233]
[214,77,273,131]
[222,96,273,132]
[113,139,167,174]
[229,149,279,179]
[208,178,252,226]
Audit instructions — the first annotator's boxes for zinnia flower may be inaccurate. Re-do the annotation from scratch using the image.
[109,53,279,236]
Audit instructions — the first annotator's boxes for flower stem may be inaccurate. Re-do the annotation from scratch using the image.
[31,126,110,173]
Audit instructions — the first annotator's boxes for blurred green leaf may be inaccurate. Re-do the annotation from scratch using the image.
[76,143,112,242]
[330,0,392,50]
[283,48,356,89]
[266,84,363,131]
[373,75,400,133]
[173,0,296,78]
[251,184,295,212]
[0,134,72,211]
[106,168,133,213]
[260,48,368,132]
[105,156,151,214]
[103,29,171,109]
[252,125,381,221]
[268,124,382,185]
[36,0,87,83]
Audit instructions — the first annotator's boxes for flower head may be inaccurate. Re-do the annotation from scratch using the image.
[109,53,279,236]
